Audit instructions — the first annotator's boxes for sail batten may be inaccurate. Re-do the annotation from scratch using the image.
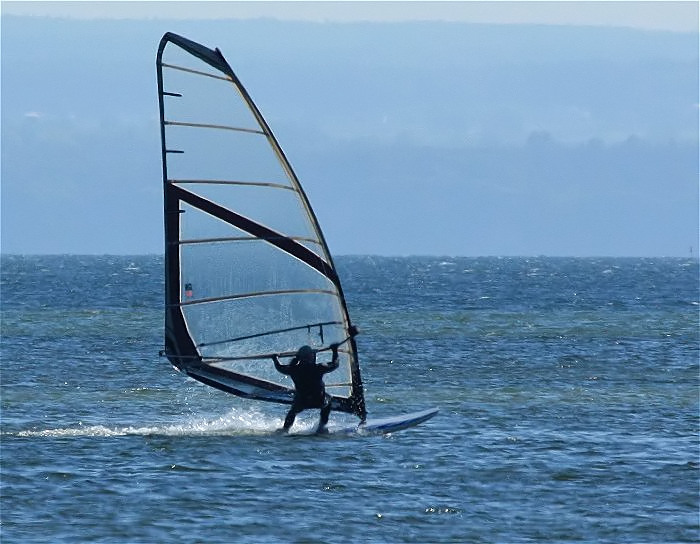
[169,179,296,190]
[157,32,366,420]
[164,119,266,135]
[172,184,340,285]
[177,235,322,246]
[175,288,340,306]
[161,62,232,82]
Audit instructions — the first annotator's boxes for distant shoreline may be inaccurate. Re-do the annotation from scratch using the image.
[2,253,698,260]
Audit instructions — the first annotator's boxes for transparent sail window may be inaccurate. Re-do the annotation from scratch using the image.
[160,46,261,134]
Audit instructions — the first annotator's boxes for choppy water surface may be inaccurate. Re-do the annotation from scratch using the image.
[2,255,698,543]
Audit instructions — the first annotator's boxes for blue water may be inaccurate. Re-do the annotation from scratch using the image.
[1,255,698,543]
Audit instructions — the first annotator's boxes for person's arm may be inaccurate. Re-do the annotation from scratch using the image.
[320,344,340,373]
[272,354,291,375]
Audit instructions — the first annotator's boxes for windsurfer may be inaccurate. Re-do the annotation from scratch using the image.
[272,343,340,434]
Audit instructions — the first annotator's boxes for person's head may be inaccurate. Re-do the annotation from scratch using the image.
[296,345,316,364]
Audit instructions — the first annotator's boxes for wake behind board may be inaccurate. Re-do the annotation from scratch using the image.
[290,408,439,436]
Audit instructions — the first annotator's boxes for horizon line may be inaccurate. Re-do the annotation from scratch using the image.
[1,253,697,260]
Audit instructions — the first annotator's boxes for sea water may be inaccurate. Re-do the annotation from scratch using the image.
[1,255,698,543]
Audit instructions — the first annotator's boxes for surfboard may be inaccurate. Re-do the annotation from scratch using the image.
[330,407,439,436]
[284,407,439,436]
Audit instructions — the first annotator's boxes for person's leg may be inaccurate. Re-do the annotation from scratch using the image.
[317,395,332,433]
[283,403,301,431]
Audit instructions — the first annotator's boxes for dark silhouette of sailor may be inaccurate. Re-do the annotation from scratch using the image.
[272,343,339,433]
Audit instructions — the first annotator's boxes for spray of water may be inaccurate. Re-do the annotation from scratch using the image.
[12,407,318,438]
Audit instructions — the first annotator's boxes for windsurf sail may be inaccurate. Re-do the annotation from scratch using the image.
[156,33,366,421]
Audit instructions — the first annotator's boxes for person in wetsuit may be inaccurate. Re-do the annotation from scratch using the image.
[272,343,339,434]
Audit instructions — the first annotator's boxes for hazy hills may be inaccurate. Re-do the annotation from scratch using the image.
[2,16,697,256]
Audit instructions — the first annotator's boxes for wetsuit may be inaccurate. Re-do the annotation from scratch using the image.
[273,347,339,432]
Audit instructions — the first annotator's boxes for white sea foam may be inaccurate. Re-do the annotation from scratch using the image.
[12,408,305,438]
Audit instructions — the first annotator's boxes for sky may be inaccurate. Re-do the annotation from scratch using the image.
[2,0,698,31]
[1,1,698,256]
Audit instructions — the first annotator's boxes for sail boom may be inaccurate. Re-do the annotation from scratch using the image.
[197,345,351,364]
[201,353,293,363]
[160,352,295,363]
